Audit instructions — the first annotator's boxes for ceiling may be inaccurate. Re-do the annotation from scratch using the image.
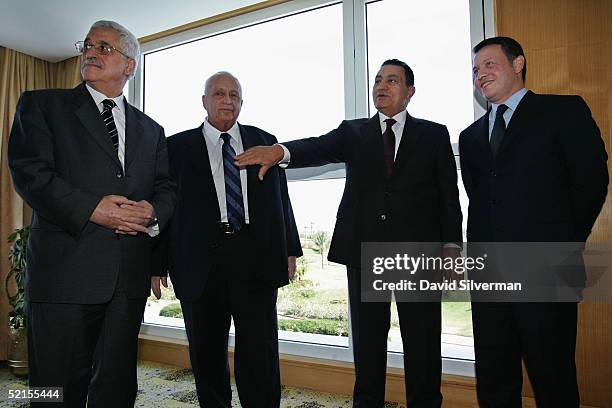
[0,0,260,62]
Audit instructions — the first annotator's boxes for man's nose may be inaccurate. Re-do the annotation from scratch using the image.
[83,47,97,59]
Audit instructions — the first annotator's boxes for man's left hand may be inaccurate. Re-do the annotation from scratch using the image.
[442,246,462,282]
[288,256,297,281]
[151,276,168,299]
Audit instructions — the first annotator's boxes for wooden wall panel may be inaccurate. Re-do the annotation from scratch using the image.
[496,1,612,406]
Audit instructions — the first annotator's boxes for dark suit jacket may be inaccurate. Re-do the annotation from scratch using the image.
[459,91,608,243]
[163,124,302,301]
[8,83,175,303]
[285,112,462,268]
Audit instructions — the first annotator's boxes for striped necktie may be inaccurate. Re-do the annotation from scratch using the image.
[101,99,119,152]
[220,133,245,231]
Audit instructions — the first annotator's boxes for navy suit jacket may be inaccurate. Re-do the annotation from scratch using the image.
[162,124,302,300]
[459,91,608,243]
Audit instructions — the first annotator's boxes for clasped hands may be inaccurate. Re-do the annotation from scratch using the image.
[90,195,155,235]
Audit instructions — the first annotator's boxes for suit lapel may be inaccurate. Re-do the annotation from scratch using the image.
[496,90,536,159]
[392,113,421,176]
[474,111,491,162]
[238,124,260,223]
[361,114,387,178]
[124,100,144,171]
[73,83,122,168]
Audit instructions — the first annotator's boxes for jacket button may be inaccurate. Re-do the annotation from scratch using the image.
[380,214,387,221]
[116,171,123,179]
[490,171,497,177]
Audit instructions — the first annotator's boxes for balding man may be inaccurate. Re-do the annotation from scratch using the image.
[153,72,302,407]
[8,20,175,406]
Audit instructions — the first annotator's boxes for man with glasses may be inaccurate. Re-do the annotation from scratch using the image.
[8,20,175,406]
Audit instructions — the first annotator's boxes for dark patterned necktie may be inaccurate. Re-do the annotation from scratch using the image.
[101,99,119,152]
[382,118,397,175]
[220,133,245,231]
[490,104,508,159]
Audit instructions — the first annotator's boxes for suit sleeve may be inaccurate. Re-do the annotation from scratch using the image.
[278,166,303,257]
[560,96,608,241]
[284,122,347,167]
[458,131,474,200]
[436,126,463,245]
[149,126,176,231]
[8,92,100,239]
[150,136,179,277]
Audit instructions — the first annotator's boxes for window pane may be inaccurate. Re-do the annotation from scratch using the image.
[279,178,349,347]
[143,3,344,139]
[366,0,474,143]
[366,0,475,358]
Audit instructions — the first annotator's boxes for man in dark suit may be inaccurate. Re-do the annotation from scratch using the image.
[7,20,175,407]
[460,36,608,407]
[236,59,462,408]
[151,71,302,408]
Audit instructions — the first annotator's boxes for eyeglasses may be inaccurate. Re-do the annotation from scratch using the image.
[74,41,131,59]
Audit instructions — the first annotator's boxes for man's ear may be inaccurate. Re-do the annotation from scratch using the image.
[124,58,136,77]
[513,55,525,75]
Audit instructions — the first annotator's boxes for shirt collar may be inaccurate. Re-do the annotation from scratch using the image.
[378,110,407,128]
[203,118,241,145]
[491,87,528,116]
[85,83,125,114]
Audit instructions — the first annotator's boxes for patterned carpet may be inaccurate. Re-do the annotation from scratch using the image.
[1,361,405,407]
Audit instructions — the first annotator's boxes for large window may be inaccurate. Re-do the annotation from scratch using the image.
[137,0,489,375]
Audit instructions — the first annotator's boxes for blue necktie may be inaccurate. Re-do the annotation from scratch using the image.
[490,104,508,159]
[220,133,245,231]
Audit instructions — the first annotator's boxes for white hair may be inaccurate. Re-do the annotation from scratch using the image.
[204,71,242,96]
[90,20,140,78]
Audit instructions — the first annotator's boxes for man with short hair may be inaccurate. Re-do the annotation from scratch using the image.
[460,36,608,406]
[153,71,302,408]
[236,59,462,408]
[8,20,175,406]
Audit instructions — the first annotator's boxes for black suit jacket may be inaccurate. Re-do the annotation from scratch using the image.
[459,91,608,243]
[8,83,176,303]
[163,124,302,301]
[285,113,462,268]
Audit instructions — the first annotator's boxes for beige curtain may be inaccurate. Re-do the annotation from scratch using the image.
[0,47,81,360]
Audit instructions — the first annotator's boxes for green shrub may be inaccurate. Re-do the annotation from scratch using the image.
[278,318,348,337]
[159,303,183,318]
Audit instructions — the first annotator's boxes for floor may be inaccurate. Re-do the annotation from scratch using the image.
[0,360,405,407]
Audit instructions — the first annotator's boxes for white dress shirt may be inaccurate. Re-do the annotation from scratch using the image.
[86,83,126,170]
[202,119,250,224]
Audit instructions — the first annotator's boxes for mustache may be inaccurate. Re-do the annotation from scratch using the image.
[82,57,101,67]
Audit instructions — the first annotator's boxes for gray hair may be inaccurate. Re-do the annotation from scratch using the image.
[90,20,141,78]
[204,71,242,96]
